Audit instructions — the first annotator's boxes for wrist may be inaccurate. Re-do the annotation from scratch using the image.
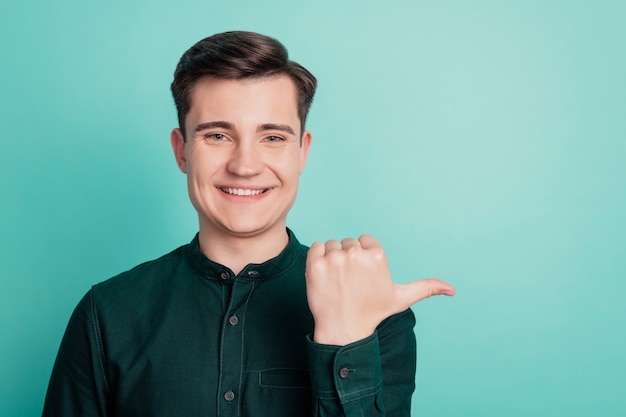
[312,324,375,346]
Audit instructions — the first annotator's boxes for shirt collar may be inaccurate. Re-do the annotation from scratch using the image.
[185,228,302,281]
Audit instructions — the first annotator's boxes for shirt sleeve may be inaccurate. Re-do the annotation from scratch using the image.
[306,309,417,417]
[42,289,112,417]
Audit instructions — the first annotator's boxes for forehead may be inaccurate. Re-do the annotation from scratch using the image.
[187,75,300,131]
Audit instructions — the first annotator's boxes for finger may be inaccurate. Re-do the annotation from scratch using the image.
[324,239,342,253]
[340,237,361,250]
[308,241,326,258]
[396,278,456,308]
[358,234,382,249]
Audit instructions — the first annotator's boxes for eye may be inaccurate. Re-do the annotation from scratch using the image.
[264,135,284,143]
[204,133,227,141]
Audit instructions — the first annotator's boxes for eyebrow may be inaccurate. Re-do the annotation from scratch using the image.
[257,123,295,135]
[193,121,295,136]
[194,121,235,133]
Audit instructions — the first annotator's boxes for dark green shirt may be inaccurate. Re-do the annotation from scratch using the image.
[43,230,416,416]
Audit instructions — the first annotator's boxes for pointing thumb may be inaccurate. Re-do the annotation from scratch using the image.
[395,278,456,309]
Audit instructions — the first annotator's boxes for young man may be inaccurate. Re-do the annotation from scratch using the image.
[43,31,454,417]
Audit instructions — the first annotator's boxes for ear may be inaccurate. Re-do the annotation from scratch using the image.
[298,130,312,174]
[170,128,187,173]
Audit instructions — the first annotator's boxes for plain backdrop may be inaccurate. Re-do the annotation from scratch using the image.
[1,1,625,416]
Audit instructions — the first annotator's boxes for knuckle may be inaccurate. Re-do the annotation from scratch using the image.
[346,246,361,257]
[305,260,325,277]
[308,242,323,255]
[370,247,386,260]
[326,250,344,264]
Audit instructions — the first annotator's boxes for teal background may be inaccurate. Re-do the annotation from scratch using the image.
[1,0,625,416]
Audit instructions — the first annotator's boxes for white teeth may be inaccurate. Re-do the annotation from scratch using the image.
[223,188,265,196]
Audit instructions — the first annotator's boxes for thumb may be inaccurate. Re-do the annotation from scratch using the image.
[395,278,456,309]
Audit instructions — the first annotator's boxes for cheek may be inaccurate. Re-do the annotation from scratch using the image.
[279,148,306,177]
[284,165,304,187]
[187,150,222,177]
[271,159,300,184]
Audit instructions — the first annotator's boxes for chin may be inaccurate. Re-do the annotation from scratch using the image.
[218,220,279,238]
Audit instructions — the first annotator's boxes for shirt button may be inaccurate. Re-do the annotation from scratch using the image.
[247,270,258,277]
[339,367,351,379]
[224,390,235,402]
[220,272,229,280]
[228,315,239,326]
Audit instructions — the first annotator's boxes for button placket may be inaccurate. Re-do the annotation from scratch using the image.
[217,279,256,416]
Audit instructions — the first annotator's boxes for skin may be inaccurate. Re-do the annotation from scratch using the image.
[172,74,455,347]
[306,236,455,346]
[171,75,311,274]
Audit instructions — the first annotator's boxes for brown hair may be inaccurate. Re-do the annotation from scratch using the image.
[171,31,317,140]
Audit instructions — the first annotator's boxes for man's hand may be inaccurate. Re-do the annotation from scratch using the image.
[305,235,455,346]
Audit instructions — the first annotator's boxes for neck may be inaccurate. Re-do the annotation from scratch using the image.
[197,223,289,276]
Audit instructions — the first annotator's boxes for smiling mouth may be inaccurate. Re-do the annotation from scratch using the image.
[219,187,269,196]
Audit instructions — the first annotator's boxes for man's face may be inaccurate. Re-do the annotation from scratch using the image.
[171,75,311,240]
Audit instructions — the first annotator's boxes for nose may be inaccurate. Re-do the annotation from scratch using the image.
[226,142,263,177]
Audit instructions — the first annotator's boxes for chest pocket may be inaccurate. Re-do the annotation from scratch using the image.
[240,369,312,416]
